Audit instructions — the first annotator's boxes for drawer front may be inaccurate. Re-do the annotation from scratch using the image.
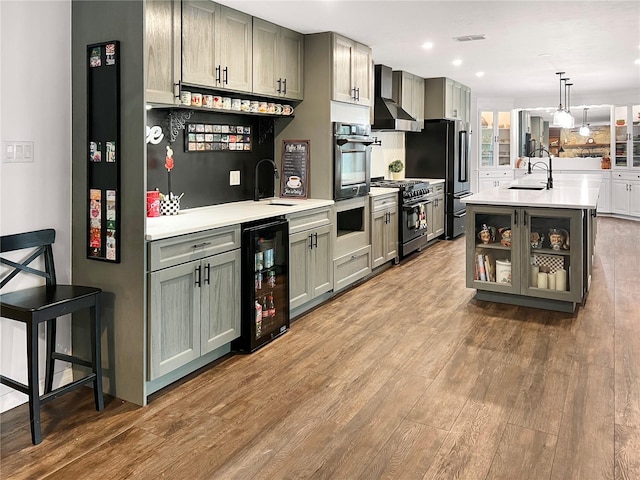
[149,225,241,271]
[432,183,444,194]
[333,245,371,292]
[372,194,398,213]
[288,207,331,234]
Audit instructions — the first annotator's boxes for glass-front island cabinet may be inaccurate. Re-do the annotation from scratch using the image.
[462,180,599,312]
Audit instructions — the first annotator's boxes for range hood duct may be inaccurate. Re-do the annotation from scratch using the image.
[372,64,420,132]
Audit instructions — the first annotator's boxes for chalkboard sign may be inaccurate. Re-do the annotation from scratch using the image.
[280,140,310,199]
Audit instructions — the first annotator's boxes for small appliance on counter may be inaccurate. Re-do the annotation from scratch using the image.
[234,217,290,352]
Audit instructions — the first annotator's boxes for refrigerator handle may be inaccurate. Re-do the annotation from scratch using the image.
[458,129,469,183]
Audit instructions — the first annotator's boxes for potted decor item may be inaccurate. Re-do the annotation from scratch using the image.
[389,160,404,180]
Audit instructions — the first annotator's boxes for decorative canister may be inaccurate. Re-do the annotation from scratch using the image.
[160,197,180,216]
[495,259,512,284]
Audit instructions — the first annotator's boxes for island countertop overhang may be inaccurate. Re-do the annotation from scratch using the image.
[462,174,600,210]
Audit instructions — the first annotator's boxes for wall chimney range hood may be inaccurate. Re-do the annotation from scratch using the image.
[372,64,420,132]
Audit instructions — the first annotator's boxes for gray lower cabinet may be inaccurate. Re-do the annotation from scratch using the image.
[288,207,333,310]
[148,226,241,381]
[431,190,445,239]
[252,17,304,100]
[371,193,398,268]
[465,204,585,311]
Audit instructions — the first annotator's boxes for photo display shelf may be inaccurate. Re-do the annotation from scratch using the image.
[87,40,120,262]
[184,123,252,152]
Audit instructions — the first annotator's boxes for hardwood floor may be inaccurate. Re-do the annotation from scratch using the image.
[1,216,639,480]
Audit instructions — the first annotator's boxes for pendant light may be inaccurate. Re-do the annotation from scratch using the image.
[565,82,575,128]
[552,72,567,127]
[579,108,590,136]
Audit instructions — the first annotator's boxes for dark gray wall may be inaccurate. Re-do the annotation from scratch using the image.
[147,109,276,208]
[72,1,146,405]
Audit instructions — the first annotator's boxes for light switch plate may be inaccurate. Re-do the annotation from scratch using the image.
[229,170,240,185]
[2,141,34,163]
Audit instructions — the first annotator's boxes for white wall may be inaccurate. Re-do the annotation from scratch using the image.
[0,0,72,412]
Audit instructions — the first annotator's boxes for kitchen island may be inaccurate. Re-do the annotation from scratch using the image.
[462,174,601,312]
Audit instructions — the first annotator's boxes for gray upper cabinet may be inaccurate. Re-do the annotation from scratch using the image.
[332,33,372,106]
[392,71,425,127]
[252,18,304,100]
[145,0,181,104]
[182,1,252,93]
[424,77,471,123]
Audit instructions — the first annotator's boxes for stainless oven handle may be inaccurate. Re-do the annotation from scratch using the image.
[453,211,467,218]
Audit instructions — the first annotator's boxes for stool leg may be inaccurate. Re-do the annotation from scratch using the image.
[90,296,104,411]
[27,321,42,445]
[44,318,57,394]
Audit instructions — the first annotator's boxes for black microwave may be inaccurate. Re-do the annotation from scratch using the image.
[333,122,373,201]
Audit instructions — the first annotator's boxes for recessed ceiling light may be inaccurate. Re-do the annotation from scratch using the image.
[476,71,485,77]
[452,59,462,66]
[538,53,551,57]
[422,42,433,50]
[635,58,640,65]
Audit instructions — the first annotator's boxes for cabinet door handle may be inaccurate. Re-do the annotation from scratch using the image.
[514,209,518,226]
[356,87,360,101]
[313,232,318,248]
[174,81,181,99]
[195,265,202,287]
[308,234,313,250]
[277,78,282,93]
[215,65,221,84]
[223,67,228,85]
[204,263,210,285]
[523,211,528,226]
[282,78,287,95]
[193,242,212,249]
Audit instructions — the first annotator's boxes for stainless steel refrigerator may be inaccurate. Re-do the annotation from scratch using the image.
[405,119,471,238]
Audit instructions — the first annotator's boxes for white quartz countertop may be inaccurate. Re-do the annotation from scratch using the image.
[369,187,400,196]
[146,198,334,240]
[462,174,600,209]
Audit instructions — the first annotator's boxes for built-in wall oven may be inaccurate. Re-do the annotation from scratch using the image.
[333,122,373,201]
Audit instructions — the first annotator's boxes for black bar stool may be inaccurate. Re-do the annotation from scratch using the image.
[0,228,104,444]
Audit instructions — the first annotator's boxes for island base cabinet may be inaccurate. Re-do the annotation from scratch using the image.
[466,204,585,311]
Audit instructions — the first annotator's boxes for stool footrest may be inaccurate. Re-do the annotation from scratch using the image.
[0,374,28,395]
[52,352,92,369]
[40,374,97,404]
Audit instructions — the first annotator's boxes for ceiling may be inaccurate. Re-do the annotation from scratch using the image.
[217,0,640,101]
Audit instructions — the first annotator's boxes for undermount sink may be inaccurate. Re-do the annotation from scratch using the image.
[508,185,546,190]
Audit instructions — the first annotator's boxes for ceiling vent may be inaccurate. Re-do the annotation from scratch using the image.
[453,34,486,42]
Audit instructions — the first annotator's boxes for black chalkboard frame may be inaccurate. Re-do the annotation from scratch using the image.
[86,40,120,263]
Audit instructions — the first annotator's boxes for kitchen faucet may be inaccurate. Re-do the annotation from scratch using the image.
[254,158,279,201]
[526,146,553,189]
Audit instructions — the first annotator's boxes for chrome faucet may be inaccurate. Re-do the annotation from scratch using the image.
[254,158,279,201]
[526,147,553,189]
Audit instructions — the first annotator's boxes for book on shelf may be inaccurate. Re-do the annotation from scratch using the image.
[477,254,487,281]
[484,253,495,282]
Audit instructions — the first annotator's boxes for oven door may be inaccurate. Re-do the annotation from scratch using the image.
[334,138,372,200]
[402,200,429,242]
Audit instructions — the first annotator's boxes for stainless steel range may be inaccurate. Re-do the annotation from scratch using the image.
[371,179,435,257]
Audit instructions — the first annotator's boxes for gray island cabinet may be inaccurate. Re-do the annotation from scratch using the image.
[462,175,600,312]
